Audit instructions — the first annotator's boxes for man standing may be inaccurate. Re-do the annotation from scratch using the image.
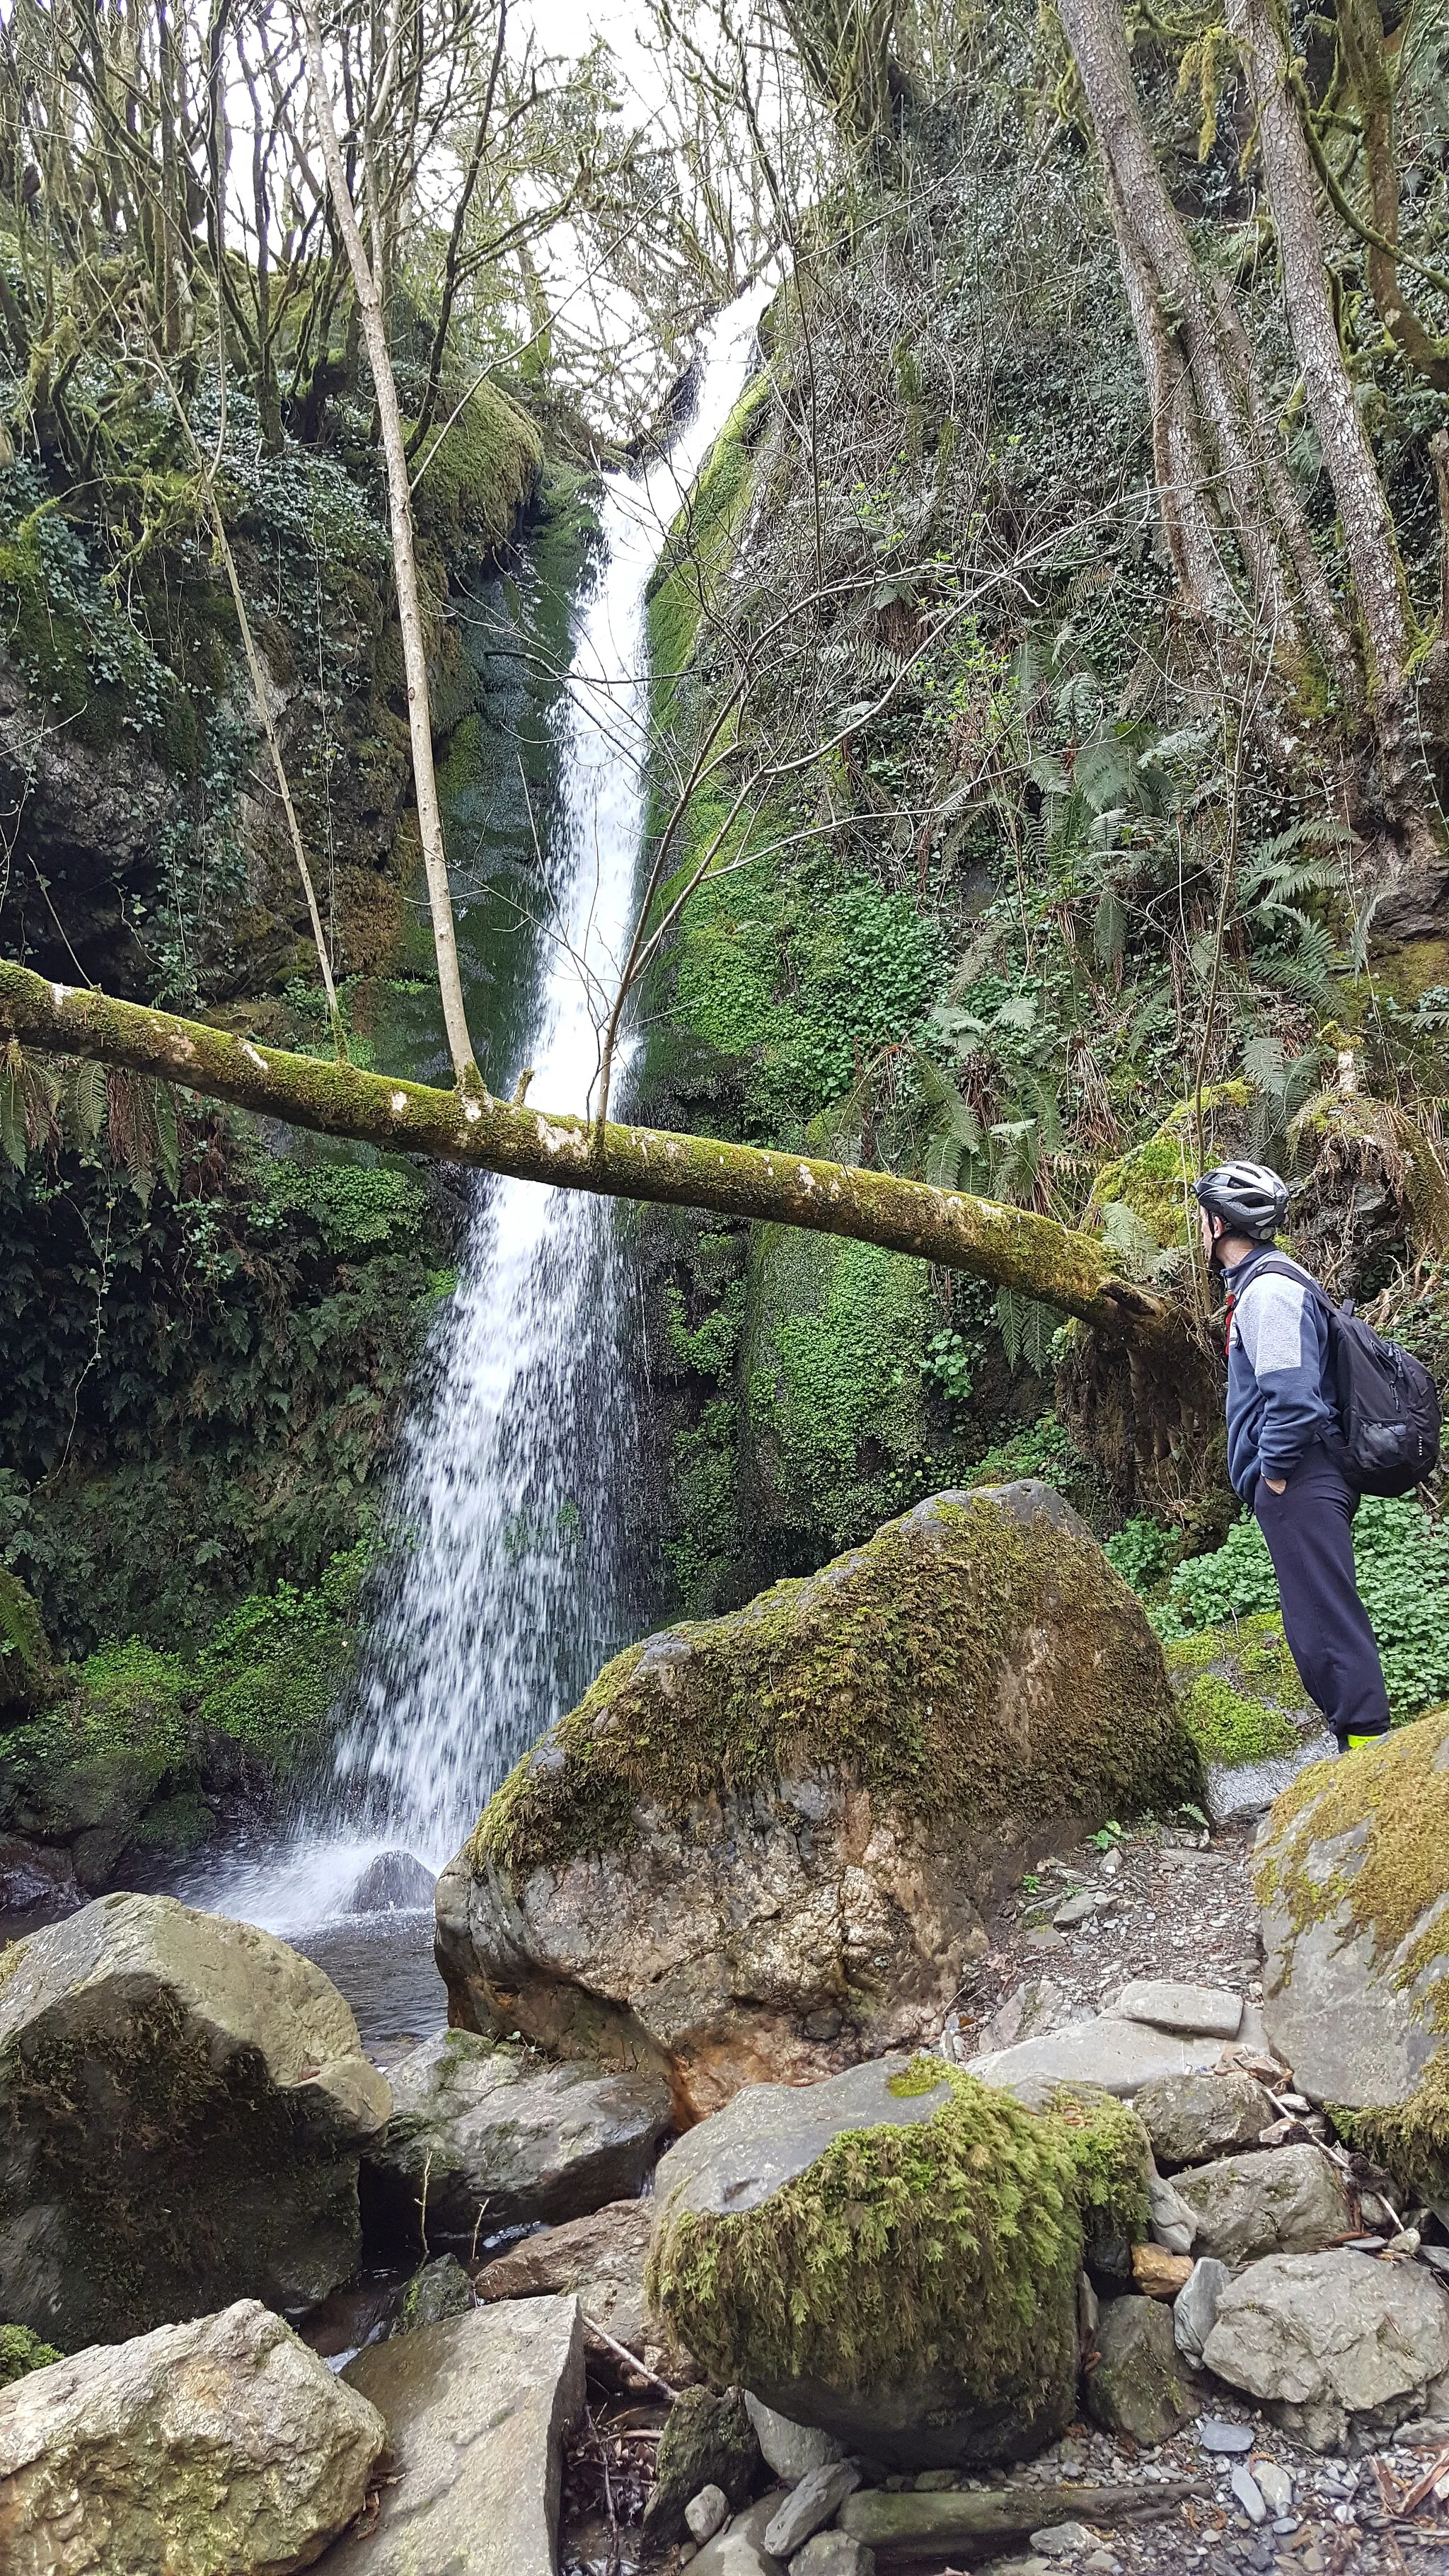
[1193,1160,1392,1755]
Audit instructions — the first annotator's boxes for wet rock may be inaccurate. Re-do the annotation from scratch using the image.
[744,2391,845,2480]
[0,2296,386,2575]
[327,2294,584,2575]
[437,1486,1199,2118]
[1172,2144,1353,2269]
[475,2197,657,2340]
[642,2384,762,2546]
[763,2460,861,2556]
[691,2495,787,2576]
[362,2027,671,2251]
[1085,2297,1195,2445]
[1117,1980,1243,2040]
[0,1893,390,2345]
[647,2056,1141,2469]
[346,1849,437,1913]
[1172,2256,1232,2362]
[1203,2248,1449,2451]
[1131,2071,1279,2169]
[1255,1713,1449,2156]
[393,2252,473,2333]
[0,1833,81,1914]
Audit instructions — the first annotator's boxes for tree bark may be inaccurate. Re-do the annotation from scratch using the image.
[301,2,479,1090]
[0,960,1179,1348]
[1226,0,1415,698]
[1334,0,1449,394]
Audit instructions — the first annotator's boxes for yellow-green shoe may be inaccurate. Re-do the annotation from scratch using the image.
[1345,1731,1386,1752]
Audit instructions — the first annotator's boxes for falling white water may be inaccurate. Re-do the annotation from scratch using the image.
[182,288,770,1958]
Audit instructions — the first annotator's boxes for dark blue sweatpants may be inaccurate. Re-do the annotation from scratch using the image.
[1253,1443,1391,1747]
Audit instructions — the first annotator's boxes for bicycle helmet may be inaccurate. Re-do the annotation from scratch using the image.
[1192,1160,1290,1242]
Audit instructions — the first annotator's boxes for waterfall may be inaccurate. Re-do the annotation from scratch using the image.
[181,288,770,1963]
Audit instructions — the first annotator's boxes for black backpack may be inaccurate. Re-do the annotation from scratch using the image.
[1249,1256,1441,1497]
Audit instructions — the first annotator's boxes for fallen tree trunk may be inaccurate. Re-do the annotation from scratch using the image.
[0,960,1179,1348]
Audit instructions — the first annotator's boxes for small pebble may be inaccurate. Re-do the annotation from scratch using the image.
[684,2485,728,2544]
[1231,2463,1266,2523]
[1199,2418,1257,2453]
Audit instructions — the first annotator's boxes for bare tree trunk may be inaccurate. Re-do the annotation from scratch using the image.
[1102,161,1234,620]
[1334,0,1449,395]
[1226,0,1415,700]
[301,1,480,1090]
[0,958,1182,1350]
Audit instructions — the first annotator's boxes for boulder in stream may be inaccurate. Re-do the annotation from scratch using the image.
[645,2054,1151,2468]
[362,2026,673,2251]
[0,2296,386,2575]
[0,1892,391,2345]
[437,1484,1200,2116]
[1255,1711,1449,2215]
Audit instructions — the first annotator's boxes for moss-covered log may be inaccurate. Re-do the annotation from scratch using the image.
[0,961,1177,1344]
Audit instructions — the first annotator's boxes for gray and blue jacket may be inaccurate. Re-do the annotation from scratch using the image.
[1222,1245,1338,1499]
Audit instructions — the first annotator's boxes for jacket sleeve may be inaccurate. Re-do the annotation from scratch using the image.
[1233,1273,1333,1481]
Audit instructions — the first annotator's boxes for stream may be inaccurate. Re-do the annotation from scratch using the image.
[174,291,770,2052]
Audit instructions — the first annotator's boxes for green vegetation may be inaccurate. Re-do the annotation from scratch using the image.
[0,2323,62,2385]
[407,381,544,565]
[646,2063,1145,2429]
[1332,2052,1449,2208]
[473,1489,1198,1879]
[1158,1502,1449,1717]
[1255,1707,1449,2003]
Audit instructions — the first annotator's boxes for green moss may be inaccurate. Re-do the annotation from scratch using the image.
[408,380,543,565]
[647,374,772,707]
[645,2067,1085,2420]
[472,1490,1199,1878]
[746,1228,933,1538]
[1331,2050,1449,2205]
[0,1569,50,1711]
[1088,1085,1253,1250]
[1255,1706,1449,2009]
[1045,2085,1153,2245]
[1163,1614,1306,1764]
[0,2323,61,2384]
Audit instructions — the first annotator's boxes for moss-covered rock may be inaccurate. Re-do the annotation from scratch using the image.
[1164,1615,1314,1768]
[1256,1710,1449,2196]
[1086,1086,1252,1254]
[645,2054,1146,2468]
[437,1482,1199,2118]
[408,379,544,567]
[0,1894,391,2347]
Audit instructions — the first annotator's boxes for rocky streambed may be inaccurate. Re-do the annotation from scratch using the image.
[0,1484,1445,2576]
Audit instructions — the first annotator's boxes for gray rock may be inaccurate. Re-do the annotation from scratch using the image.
[969,2016,1245,2100]
[0,1893,390,2345]
[345,1849,437,1913]
[1253,2461,1293,2513]
[437,1484,1200,2121]
[1118,1981,1243,2040]
[688,2485,732,2543]
[1256,1711,1449,2114]
[744,2393,845,2480]
[1172,2258,1232,2363]
[976,1980,1070,2056]
[764,2461,862,2556]
[1203,2248,1449,2451]
[1053,1893,1100,1929]
[1029,2529,1097,2559]
[0,1834,82,1914]
[364,2028,672,2248]
[1172,2144,1353,2268]
[1147,2167,1198,2255]
[692,2495,788,2575]
[787,2539,877,2576]
[1085,2297,1195,2446]
[1131,2072,1279,2169]
[1230,2464,1266,2522]
[475,2197,675,2361]
[645,2384,763,2545]
[1197,2418,1254,2452]
[1208,1735,1336,1825]
[328,2294,584,2574]
[0,2297,386,2575]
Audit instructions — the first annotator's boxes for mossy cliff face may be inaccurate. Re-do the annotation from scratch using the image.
[645,2054,1149,2468]
[436,1482,1200,2120]
[0,1894,390,2347]
[1256,1711,1449,2198]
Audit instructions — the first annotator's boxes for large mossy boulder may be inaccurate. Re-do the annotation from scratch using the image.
[438,1484,1199,2118]
[645,2055,1150,2469]
[0,1893,391,2346]
[1255,1710,1449,2213]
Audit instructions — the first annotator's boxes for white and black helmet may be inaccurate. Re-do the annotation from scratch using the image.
[1193,1160,1290,1242]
